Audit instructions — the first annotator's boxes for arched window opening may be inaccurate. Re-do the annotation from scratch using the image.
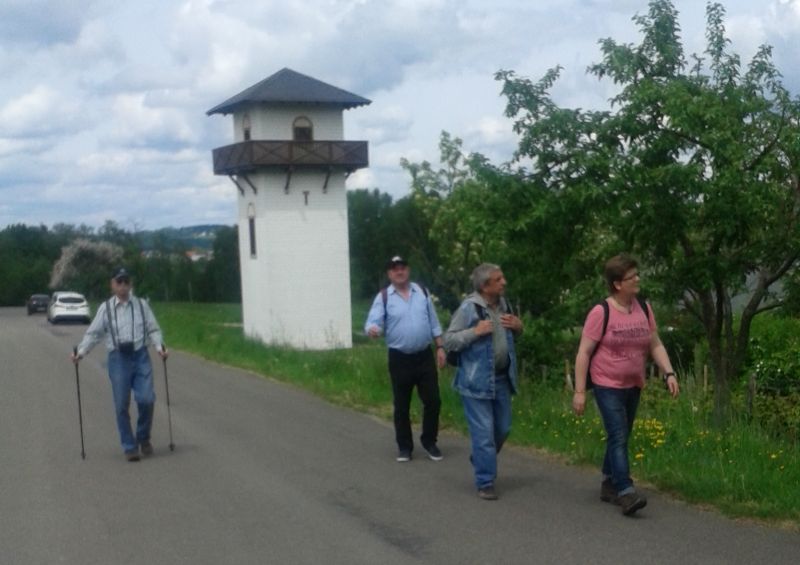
[293,116,313,141]
[242,113,252,141]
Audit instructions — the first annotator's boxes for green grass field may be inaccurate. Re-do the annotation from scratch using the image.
[154,301,799,528]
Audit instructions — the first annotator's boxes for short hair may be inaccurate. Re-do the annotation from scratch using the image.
[604,254,638,293]
[471,263,501,292]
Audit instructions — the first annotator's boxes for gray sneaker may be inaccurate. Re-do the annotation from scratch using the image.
[619,492,647,516]
[140,441,154,457]
[600,478,619,505]
[125,450,141,462]
[477,485,498,500]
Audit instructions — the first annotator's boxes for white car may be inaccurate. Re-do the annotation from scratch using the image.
[48,291,91,324]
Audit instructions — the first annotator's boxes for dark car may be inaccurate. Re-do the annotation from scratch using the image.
[27,294,50,315]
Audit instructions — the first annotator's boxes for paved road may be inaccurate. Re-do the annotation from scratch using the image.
[1,306,797,564]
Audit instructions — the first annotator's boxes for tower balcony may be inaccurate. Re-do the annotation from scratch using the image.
[211,140,369,176]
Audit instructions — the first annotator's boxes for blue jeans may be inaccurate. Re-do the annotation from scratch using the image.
[593,385,641,495]
[107,347,156,453]
[461,376,512,489]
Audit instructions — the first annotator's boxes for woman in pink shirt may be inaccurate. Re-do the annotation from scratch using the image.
[573,254,680,516]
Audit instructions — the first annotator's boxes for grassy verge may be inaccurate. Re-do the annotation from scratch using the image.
[155,301,799,528]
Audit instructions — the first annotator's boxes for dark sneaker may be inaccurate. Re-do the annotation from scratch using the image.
[619,492,647,516]
[396,450,412,462]
[423,444,443,461]
[140,441,154,457]
[125,450,141,462]
[477,485,498,500]
[600,478,619,505]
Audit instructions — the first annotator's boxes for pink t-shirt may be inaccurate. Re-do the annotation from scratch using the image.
[582,298,656,389]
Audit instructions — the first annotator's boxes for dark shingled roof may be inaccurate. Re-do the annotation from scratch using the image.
[206,68,371,115]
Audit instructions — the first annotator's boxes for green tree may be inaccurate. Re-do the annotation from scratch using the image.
[201,225,240,302]
[495,0,800,423]
[0,224,64,305]
[347,189,395,298]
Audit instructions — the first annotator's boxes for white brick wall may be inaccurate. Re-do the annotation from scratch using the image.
[238,169,352,350]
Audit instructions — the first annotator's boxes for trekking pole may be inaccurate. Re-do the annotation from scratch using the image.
[72,347,86,460]
[161,344,174,451]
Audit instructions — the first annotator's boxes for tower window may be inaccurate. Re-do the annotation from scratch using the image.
[247,204,257,258]
[293,116,313,141]
[242,113,252,141]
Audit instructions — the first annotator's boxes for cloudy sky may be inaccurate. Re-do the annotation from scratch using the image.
[1,0,799,230]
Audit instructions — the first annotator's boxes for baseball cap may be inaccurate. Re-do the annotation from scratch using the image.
[385,255,408,269]
[111,267,131,281]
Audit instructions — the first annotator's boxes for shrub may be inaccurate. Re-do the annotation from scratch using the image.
[745,315,800,395]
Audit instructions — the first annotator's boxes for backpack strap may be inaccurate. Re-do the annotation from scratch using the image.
[636,295,651,324]
[381,286,389,328]
[599,300,610,338]
[382,283,431,328]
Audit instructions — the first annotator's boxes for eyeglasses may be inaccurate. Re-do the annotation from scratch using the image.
[621,272,640,282]
[115,278,131,285]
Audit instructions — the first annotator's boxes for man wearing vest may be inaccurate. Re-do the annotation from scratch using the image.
[71,267,168,462]
[365,255,446,462]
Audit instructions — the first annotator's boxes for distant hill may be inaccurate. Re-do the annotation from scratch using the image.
[137,224,233,251]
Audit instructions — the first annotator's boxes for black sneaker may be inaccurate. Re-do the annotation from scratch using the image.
[600,478,619,505]
[423,444,443,461]
[140,441,154,457]
[396,449,412,462]
[477,485,498,500]
[619,492,647,516]
[125,450,141,462]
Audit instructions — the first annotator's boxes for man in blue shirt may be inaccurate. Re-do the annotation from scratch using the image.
[365,256,446,462]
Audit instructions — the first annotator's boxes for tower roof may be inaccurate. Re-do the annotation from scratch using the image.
[206,68,372,115]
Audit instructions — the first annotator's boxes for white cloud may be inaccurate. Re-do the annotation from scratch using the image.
[108,93,195,147]
[0,85,83,137]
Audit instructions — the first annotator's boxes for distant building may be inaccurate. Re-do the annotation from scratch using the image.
[207,68,370,349]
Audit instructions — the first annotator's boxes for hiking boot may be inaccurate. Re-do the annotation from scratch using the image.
[600,478,619,505]
[477,485,498,501]
[423,444,443,461]
[619,492,647,516]
[396,449,412,462]
[140,441,154,457]
[125,450,141,462]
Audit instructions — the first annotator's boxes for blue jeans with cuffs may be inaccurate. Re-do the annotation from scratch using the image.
[460,376,512,490]
[107,347,156,453]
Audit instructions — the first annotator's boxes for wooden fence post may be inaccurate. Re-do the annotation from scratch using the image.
[565,359,574,391]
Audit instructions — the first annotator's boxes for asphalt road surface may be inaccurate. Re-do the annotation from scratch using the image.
[1,306,797,564]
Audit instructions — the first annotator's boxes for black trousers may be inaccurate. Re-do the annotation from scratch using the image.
[388,347,441,452]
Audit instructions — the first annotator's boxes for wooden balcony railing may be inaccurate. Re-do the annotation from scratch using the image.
[211,140,368,175]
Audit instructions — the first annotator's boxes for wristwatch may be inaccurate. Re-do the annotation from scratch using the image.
[662,372,676,382]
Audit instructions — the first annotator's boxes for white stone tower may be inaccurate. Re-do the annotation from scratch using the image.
[207,68,370,349]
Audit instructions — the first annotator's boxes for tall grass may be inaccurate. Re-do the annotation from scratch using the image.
[154,301,799,527]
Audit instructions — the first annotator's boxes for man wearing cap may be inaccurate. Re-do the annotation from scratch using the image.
[71,267,168,462]
[365,256,446,462]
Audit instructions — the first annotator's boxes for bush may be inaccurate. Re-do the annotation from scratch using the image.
[754,392,800,443]
[745,315,800,395]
